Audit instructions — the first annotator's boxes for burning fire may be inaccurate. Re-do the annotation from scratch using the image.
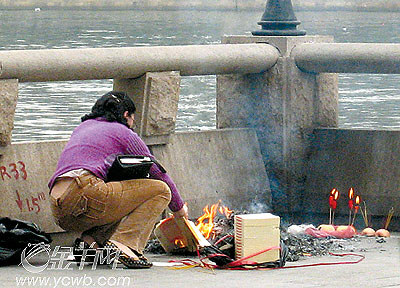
[354,195,361,211]
[329,188,339,210]
[355,195,360,205]
[174,239,185,248]
[196,200,232,239]
[219,205,233,218]
[328,188,340,225]
[349,187,354,199]
[334,189,339,201]
[348,187,354,210]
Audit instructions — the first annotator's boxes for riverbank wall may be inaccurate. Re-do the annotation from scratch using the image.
[0,0,400,12]
[0,38,399,236]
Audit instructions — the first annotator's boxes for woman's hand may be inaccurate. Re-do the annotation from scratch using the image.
[173,203,188,219]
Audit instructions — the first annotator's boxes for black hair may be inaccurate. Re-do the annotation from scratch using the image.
[81,91,136,128]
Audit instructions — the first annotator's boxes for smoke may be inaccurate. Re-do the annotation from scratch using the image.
[248,201,271,214]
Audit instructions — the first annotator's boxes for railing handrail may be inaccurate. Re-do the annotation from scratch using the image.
[4,42,400,83]
[293,43,400,74]
[0,44,280,82]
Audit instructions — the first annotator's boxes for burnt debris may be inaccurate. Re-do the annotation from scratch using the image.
[145,211,371,263]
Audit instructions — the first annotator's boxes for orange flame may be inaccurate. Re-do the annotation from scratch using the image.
[355,195,361,205]
[348,187,354,199]
[219,206,233,219]
[195,200,232,239]
[334,189,339,201]
[330,188,339,201]
[174,239,185,248]
[196,203,219,239]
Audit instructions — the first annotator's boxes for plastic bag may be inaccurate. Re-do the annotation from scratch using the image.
[0,217,52,266]
[305,226,356,239]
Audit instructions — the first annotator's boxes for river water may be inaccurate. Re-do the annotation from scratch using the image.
[1,9,400,142]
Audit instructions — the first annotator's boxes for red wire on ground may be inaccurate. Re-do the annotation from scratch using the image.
[276,252,365,270]
[168,258,201,267]
[170,246,366,271]
[226,246,281,267]
[214,234,234,246]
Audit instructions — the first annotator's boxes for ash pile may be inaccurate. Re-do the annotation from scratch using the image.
[281,224,361,261]
[145,211,365,263]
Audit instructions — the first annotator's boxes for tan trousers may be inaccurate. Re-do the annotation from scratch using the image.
[49,173,171,253]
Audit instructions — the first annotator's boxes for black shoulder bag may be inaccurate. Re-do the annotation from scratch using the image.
[106,155,166,182]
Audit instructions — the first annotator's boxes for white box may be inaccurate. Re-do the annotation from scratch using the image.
[234,213,280,263]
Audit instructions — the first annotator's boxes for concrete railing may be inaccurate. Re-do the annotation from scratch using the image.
[0,44,279,82]
[2,42,399,82]
[293,43,400,74]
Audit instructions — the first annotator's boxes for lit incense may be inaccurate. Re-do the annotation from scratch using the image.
[351,195,361,226]
[328,188,336,225]
[330,189,339,225]
[348,188,354,226]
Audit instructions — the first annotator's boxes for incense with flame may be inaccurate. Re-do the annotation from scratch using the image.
[348,188,354,226]
[351,195,361,226]
[320,188,357,237]
[329,188,339,225]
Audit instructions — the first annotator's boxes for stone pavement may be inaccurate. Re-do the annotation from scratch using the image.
[2,234,399,288]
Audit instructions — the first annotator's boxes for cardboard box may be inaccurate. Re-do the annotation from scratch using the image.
[154,217,210,253]
[234,213,280,263]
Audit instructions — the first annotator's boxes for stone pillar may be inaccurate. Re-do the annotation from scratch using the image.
[0,79,18,147]
[216,36,338,215]
[113,71,180,145]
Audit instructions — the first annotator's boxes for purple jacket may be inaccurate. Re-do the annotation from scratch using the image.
[48,117,184,212]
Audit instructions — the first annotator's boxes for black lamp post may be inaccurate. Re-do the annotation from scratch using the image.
[252,0,306,36]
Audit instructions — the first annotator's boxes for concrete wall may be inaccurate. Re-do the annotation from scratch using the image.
[217,36,338,216]
[304,128,400,230]
[151,128,271,216]
[0,129,271,233]
[0,140,65,232]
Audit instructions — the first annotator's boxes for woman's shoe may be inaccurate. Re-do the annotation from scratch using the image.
[104,241,152,269]
[73,238,94,263]
[73,238,114,265]
[130,248,151,262]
